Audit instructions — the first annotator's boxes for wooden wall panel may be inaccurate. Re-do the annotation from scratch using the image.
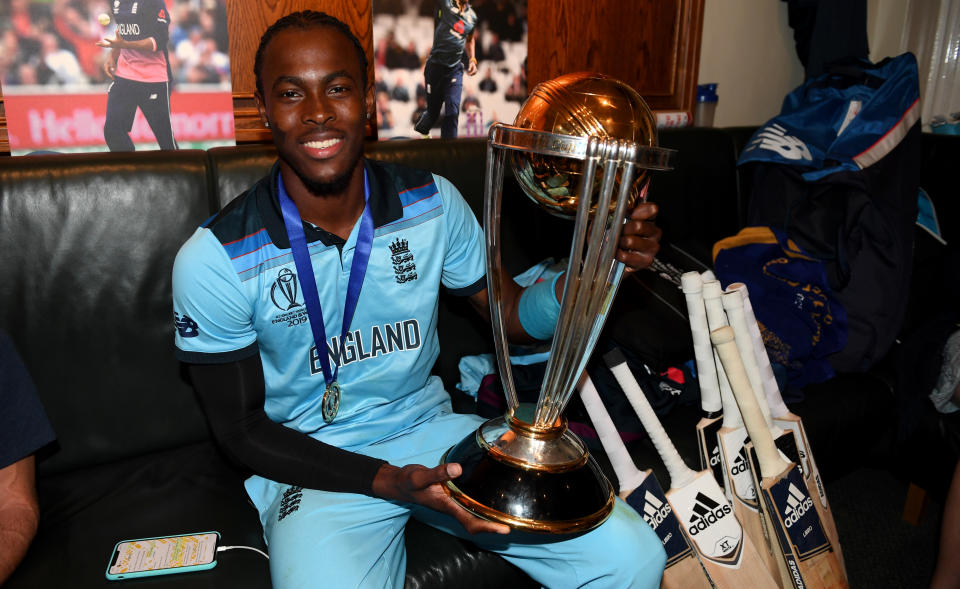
[528,0,703,115]
[226,0,374,143]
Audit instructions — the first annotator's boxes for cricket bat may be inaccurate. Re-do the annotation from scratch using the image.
[725,282,846,578]
[680,271,724,486]
[578,374,714,589]
[713,353,791,587]
[711,327,848,589]
[702,282,801,488]
[605,348,779,588]
[721,292,803,470]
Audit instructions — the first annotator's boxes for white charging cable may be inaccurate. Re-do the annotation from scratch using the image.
[217,545,269,560]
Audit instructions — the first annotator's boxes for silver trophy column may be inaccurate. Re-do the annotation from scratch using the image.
[443,123,674,534]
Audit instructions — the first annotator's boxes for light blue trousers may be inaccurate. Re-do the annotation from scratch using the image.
[246,409,666,589]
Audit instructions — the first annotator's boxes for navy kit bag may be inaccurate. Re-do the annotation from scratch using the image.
[720,53,922,381]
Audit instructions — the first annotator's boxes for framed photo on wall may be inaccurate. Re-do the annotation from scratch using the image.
[0,0,236,155]
[372,0,527,140]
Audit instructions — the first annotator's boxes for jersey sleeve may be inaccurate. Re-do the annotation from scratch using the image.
[173,227,258,363]
[434,173,486,295]
[143,0,171,50]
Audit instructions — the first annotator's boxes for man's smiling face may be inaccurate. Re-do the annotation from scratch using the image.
[256,25,373,197]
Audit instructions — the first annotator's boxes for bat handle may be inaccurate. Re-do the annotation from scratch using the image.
[711,326,789,481]
[682,272,722,415]
[729,282,791,418]
[722,290,777,432]
[702,280,740,427]
[578,373,647,493]
[605,349,697,489]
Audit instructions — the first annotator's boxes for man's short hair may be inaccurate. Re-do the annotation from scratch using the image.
[254,10,369,96]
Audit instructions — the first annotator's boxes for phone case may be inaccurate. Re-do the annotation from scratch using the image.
[105,531,219,580]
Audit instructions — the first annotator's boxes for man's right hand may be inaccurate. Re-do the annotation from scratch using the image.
[372,463,510,535]
[102,56,117,79]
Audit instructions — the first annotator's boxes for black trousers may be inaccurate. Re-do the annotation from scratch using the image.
[103,76,178,151]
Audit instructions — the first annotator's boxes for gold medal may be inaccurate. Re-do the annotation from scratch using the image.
[322,381,341,423]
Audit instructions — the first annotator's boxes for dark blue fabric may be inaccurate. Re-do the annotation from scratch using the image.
[737,53,919,180]
[415,61,463,139]
[714,228,848,390]
[0,331,56,468]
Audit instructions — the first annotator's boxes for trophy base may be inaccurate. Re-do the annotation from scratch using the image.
[442,409,615,534]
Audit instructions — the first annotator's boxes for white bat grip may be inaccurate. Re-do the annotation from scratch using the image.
[730,282,791,418]
[711,327,789,481]
[681,272,722,414]
[578,374,647,493]
[607,359,697,488]
[701,281,739,428]
[722,291,778,433]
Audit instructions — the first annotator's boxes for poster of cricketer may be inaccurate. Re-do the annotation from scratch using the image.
[372,0,528,140]
[0,0,235,155]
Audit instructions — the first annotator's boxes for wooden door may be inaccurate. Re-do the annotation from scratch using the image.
[527,0,703,117]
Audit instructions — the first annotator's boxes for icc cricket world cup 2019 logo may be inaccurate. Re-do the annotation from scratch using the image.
[271,268,301,311]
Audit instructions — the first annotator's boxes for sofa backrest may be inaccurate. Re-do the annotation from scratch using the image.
[655,127,745,265]
[0,151,215,475]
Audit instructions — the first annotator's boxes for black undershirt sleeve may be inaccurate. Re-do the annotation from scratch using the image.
[187,355,386,495]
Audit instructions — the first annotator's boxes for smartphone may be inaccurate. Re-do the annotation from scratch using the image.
[105,531,219,580]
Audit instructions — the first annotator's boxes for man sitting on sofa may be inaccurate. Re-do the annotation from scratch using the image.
[172,10,666,588]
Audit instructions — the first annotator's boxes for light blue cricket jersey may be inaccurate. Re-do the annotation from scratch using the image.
[172,159,486,448]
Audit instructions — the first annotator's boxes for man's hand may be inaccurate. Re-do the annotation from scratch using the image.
[372,463,510,535]
[96,36,124,49]
[102,54,117,79]
[97,36,155,53]
[467,58,478,76]
[616,202,661,272]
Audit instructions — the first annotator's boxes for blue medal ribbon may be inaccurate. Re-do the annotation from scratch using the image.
[277,168,374,423]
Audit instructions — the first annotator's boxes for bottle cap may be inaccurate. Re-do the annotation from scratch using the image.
[696,83,718,104]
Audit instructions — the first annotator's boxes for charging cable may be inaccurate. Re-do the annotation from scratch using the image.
[218,545,269,560]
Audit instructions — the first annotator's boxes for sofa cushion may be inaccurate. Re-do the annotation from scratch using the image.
[6,441,271,588]
[0,151,215,475]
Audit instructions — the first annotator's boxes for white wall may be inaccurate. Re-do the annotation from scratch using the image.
[697,0,903,128]
[867,0,909,62]
[696,0,804,127]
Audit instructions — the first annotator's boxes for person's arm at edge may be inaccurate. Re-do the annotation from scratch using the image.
[931,459,960,589]
[0,456,40,585]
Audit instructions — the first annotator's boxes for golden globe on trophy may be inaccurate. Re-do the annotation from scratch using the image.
[442,72,676,533]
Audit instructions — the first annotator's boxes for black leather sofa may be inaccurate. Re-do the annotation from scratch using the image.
[2,127,957,588]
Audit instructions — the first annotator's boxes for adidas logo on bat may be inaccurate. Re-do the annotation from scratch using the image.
[688,492,732,536]
[730,451,748,475]
[642,491,673,528]
[783,482,813,528]
[709,445,721,467]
